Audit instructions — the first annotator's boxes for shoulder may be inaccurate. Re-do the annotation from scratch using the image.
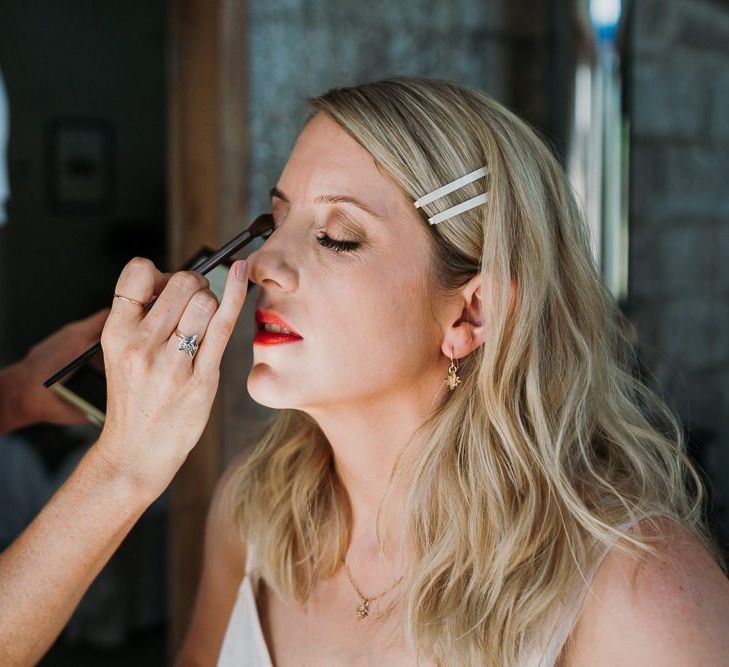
[563,517,729,666]
[175,447,252,665]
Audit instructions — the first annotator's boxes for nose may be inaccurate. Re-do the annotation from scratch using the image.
[244,225,299,294]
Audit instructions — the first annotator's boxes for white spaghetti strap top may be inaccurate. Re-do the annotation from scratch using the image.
[217,542,273,666]
[217,514,660,666]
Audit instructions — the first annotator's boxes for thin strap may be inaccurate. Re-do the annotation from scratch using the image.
[539,512,665,665]
[245,541,264,589]
[246,541,257,573]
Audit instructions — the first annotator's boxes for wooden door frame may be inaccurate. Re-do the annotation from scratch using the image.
[167,0,249,657]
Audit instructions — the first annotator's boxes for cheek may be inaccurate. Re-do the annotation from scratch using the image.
[315,288,392,353]
[317,278,435,364]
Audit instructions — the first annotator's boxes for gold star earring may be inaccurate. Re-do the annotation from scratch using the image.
[445,348,461,390]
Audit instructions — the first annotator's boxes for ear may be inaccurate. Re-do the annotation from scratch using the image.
[441,273,484,360]
[441,275,517,360]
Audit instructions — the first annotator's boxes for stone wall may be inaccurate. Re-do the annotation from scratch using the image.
[246,0,548,218]
[627,0,729,551]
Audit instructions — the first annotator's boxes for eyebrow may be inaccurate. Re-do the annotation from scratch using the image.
[269,186,385,222]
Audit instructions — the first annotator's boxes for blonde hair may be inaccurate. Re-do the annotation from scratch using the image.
[230,77,724,665]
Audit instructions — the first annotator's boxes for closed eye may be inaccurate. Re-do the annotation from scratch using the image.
[315,233,360,253]
[269,211,361,254]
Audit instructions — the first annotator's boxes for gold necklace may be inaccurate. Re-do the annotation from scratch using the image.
[342,558,404,620]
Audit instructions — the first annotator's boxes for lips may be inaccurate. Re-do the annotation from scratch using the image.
[254,309,303,338]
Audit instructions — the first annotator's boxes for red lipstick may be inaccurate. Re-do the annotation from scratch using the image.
[254,309,303,345]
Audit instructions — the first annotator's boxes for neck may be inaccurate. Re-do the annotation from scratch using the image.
[307,382,441,566]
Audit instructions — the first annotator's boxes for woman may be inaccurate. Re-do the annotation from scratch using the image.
[177,78,729,666]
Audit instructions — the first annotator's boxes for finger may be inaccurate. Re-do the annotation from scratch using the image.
[110,257,171,326]
[50,307,110,348]
[78,307,112,342]
[194,260,249,375]
[141,270,210,343]
[57,308,111,371]
[165,288,219,367]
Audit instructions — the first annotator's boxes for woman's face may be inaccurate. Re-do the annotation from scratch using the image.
[246,113,448,414]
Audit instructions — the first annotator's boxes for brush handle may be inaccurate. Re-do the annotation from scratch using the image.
[42,214,273,388]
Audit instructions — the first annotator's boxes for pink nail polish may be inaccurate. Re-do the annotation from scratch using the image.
[235,259,249,282]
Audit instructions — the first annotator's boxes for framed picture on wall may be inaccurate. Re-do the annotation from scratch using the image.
[46,118,114,215]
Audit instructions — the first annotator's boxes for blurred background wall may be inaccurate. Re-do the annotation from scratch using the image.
[626,0,729,549]
[0,0,727,664]
[0,1,167,366]
[244,0,556,217]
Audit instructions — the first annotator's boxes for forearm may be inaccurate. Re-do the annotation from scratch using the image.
[0,362,32,435]
[0,442,155,665]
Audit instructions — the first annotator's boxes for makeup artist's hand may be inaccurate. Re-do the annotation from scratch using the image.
[94,256,250,500]
[0,308,111,435]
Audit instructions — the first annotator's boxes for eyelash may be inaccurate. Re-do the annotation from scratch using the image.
[315,233,360,253]
[270,214,360,253]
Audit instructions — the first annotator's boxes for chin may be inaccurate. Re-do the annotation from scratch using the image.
[246,372,292,410]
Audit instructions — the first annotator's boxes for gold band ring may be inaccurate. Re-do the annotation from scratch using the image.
[114,293,146,307]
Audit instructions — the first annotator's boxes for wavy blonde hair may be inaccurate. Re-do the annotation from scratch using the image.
[230,77,724,665]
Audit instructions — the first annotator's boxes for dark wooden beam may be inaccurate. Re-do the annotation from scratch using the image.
[166,0,250,658]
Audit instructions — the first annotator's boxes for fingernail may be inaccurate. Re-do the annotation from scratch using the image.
[235,259,249,282]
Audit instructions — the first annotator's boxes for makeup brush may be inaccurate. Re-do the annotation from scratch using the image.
[43,213,274,388]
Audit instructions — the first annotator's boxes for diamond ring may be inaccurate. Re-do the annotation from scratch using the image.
[174,329,200,359]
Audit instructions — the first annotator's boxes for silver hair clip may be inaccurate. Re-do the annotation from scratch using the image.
[414,166,488,225]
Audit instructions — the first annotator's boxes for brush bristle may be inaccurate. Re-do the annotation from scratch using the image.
[248,213,274,239]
